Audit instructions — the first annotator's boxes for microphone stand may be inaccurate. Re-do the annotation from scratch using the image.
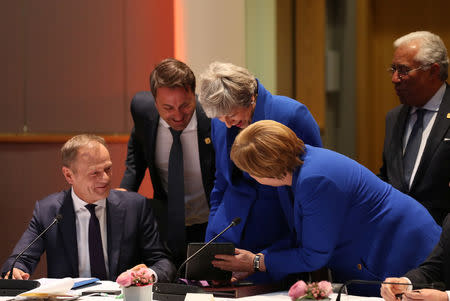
[0,214,62,296]
[175,217,241,279]
[153,217,241,301]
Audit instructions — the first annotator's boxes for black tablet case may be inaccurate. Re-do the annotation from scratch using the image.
[184,242,234,280]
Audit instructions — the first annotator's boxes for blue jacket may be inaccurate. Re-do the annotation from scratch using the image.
[265,146,441,295]
[205,80,322,283]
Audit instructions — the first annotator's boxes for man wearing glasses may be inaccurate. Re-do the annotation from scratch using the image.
[379,31,450,225]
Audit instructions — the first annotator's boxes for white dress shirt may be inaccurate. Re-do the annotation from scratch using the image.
[71,188,109,278]
[403,83,445,188]
[155,111,210,226]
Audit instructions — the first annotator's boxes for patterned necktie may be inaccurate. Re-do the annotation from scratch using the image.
[167,128,185,264]
[403,109,425,188]
[85,204,107,279]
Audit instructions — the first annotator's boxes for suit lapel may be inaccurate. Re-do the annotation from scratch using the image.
[106,192,126,280]
[412,85,450,190]
[58,191,79,276]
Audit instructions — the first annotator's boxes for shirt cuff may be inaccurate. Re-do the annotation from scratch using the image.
[402,277,413,291]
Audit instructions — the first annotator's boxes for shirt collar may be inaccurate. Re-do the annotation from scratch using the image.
[71,187,106,213]
[411,83,446,114]
[159,110,197,131]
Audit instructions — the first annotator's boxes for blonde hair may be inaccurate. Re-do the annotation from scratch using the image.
[61,134,107,168]
[230,120,305,179]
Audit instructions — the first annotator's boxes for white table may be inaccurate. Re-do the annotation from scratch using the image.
[0,279,384,301]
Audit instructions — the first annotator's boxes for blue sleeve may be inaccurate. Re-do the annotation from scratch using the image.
[288,104,322,147]
[264,176,348,280]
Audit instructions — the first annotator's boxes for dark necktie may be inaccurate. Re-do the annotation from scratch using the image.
[167,128,185,263]
[85,204,107,279]
[403,109,425,188]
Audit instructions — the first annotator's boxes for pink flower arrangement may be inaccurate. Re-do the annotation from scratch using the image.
[116,265,155,287]
[288,280,332,300]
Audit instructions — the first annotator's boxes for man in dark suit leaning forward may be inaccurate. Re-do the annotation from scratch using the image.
[1,134,175,282]
[119,58,215,266]
[379,31,450,225]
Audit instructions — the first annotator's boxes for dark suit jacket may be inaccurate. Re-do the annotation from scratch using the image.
[379,83,450,225]
[120,92,215,238]
[1,190,176,282]
[405,214,450,289]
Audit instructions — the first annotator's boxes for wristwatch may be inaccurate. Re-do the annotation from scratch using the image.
[253,254,262,272]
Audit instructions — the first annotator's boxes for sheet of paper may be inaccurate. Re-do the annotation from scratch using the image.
[19,278,75,298]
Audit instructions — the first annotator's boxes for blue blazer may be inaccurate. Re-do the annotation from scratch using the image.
[205,80,322,282]
[1,190,176,282]
[265,146,441,295]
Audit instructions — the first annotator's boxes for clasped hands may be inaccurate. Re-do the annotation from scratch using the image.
[381,277,448,301]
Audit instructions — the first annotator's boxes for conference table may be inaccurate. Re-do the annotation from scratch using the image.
[0,280,384,301]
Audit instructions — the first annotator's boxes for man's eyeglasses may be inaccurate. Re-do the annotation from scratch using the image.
[387,63,432,78]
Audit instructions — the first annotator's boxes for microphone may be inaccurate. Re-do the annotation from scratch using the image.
[336,279,446,301]
[0,214,62,296]
[175,217,241,279]
[153,217,241,301]
[8,214,63,279]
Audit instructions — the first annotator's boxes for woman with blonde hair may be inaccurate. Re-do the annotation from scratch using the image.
[212,120,441,296]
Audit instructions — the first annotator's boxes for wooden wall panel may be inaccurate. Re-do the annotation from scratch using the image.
[25,0,126,133]
[295,0,326,129]
[276,0,294,98]
[0,0,174,135]
[356,0,450,172]
[0,0,26,132]
[0,0,172,277]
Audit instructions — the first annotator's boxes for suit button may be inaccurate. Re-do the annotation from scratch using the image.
[357,264,362,270]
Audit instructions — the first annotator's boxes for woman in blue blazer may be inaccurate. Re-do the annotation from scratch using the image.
[198,62,322,283]
[214,120,441,296]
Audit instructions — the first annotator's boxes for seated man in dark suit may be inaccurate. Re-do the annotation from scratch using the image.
[381,213,450,301]
[1,134,175,282]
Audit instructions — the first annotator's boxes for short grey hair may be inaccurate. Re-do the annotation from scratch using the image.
[198,62,257,118]
[61,134,108,168]
[394,31,449,80]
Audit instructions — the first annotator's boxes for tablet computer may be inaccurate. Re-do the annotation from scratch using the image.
[185,242,234,281]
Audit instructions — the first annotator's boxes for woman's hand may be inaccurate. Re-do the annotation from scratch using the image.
[211,248,257,273]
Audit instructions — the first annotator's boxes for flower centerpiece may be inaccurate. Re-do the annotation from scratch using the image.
[116,264,155,301]
[288,280,333,300]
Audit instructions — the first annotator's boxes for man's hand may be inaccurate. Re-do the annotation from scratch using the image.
[381,277,410,301]
[4,268,30,280]
[212,248,256,273]
[115,188,127,191]
[130,264,155,282]
[403,289,448,301]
